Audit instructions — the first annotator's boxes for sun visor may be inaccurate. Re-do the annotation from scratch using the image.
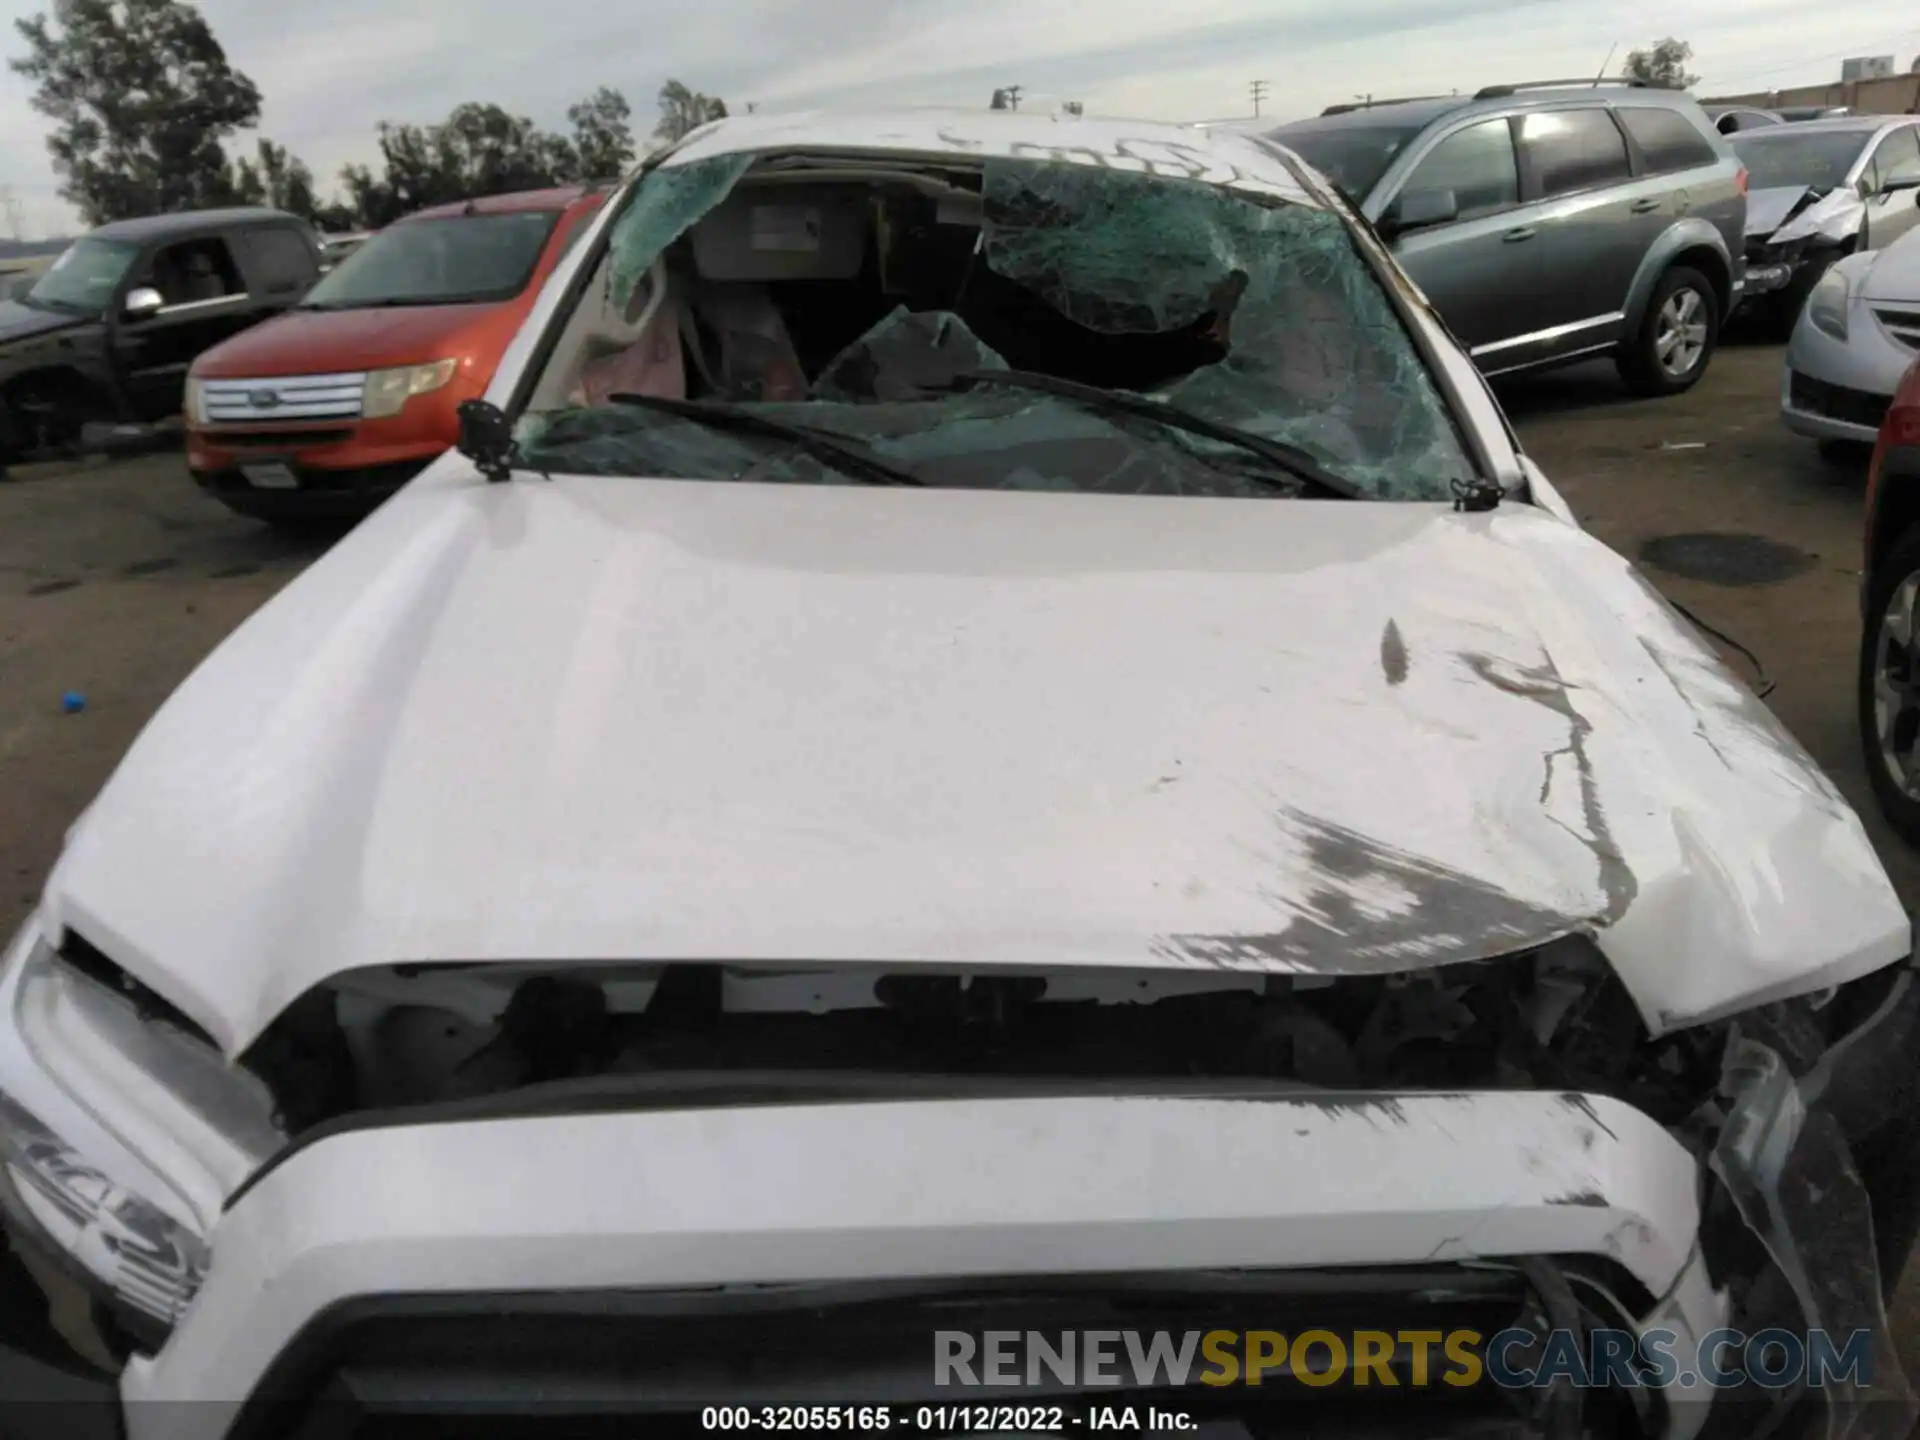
[689,188,870,282]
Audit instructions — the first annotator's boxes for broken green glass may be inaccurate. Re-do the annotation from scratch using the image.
[528,154,1474,503]
[606,152,754,310]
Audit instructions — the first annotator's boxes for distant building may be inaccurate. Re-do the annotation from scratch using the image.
[1842,56,1895,81]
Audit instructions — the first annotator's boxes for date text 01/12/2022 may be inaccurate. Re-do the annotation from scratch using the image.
[700,1405,1197,1433]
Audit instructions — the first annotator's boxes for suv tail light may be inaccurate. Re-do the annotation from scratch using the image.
[1735,167,1749,196]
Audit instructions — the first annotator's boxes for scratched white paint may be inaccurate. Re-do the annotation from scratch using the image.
[119,1090,1715,1420]
[35,465,1906,1056]
[660,108,1312,204]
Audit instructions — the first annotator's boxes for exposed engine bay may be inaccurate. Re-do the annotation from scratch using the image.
[243,938,1747,1136]
[197,935,1920,1439]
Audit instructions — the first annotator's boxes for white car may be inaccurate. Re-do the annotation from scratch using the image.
[3,109,1920,1439]
[1733,116,1920,333]
[1782,226,1920,446]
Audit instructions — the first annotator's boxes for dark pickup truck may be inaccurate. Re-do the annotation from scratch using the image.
[0,207,324,464]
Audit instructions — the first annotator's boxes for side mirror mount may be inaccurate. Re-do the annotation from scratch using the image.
[123,286,164,320]
[1381,188,1460,240]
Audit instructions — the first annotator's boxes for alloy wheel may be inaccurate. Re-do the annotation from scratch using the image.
[1655,288,1709,379]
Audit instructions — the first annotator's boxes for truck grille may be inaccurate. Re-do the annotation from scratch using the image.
[1876,308,1920,353]
[201,373,366,425]
[230,1266,1639,1440]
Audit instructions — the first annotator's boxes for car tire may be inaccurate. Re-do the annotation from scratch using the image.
[1617,266,1719,398]
[1858,522,1920,844]
[2,374,108,459]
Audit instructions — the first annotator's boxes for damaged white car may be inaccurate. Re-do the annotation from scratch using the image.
[3,109,1920,1440]
[1733,116,1920,334]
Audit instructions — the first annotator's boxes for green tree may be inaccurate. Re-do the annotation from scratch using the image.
[338,90,630,227]
[230,137,317,220]
[1623,38,1699,91]
[569,86,635,180]
[653,79,727,144]
[10,0,265,223]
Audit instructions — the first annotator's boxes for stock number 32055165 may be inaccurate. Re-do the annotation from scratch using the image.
[701,1405,1075,1432]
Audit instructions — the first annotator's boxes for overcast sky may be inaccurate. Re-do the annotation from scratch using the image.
[2,0,1918,238]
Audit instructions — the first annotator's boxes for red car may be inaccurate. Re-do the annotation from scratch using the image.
[186,186,605,524]
[1858,356,1920,838]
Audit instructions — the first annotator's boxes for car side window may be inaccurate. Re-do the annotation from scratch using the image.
[1398,118,1520,221]
[1871,128,1920,190]
[243,227,320,297]
[1518,108,1633,199]
[135,237,244,309]
[1616,107,1719,175]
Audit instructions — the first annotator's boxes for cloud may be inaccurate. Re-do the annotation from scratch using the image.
[0,0,1915,237]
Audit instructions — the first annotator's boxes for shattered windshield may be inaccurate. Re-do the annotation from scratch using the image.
[516,151,1474,502]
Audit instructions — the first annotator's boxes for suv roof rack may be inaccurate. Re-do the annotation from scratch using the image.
[1319,94,1451,116]
[1473,78,1651,100]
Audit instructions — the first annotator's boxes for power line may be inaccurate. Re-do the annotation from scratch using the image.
[1249,79,1269,117]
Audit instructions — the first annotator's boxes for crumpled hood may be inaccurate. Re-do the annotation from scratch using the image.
[0,298,86,347]
[1749,184,1865,247]
[1746,185,1812,237]
[42,470,1909,1056]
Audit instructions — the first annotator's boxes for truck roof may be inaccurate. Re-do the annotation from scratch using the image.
[87,207,308,242]
[403,187,601,223]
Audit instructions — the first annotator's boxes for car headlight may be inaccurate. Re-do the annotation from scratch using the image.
[362,358,459,419]
[1807,266,1852,342]
[0,1089,209,1331]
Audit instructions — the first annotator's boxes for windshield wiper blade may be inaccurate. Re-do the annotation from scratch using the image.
[952,368,1365,501]
[605,393,923,487]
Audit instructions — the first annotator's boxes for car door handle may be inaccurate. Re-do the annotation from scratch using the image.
[1630,197,1662,214]
[1503,227,1537,243]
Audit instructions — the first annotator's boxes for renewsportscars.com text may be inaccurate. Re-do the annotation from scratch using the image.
[934,1327,1875,1391]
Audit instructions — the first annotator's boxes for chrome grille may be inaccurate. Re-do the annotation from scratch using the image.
[200,372,366,424]
[1876,308,1920,353]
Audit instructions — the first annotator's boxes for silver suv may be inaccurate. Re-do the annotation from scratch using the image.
[1269,79,1748,396]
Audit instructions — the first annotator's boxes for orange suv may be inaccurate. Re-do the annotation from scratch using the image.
[187,186,605,524]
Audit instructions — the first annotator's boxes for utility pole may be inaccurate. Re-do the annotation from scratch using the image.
[1249,79,1269,117]
[1004,84,1023,110]
[0,188,23,243]
[1354,92,1372,109]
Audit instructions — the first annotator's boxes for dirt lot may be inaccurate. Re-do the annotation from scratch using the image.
[2,337,1920,1382]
